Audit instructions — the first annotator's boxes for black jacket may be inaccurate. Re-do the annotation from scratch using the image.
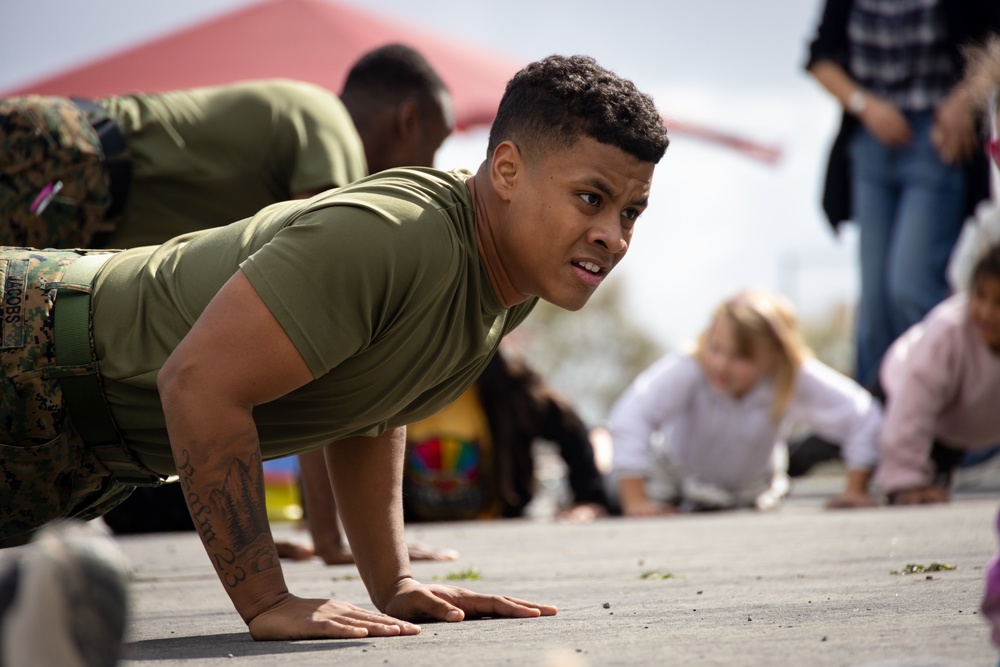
[805,0,1000,233]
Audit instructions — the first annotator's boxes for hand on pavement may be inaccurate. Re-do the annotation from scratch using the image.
[247,592,421,641]
[382,577,558,623]
[825,491,879,510]
[621,499,679,518]
[888,485,950,505]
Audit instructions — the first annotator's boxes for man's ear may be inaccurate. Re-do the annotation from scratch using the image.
[490,141,521,202]
[395,99,421,141]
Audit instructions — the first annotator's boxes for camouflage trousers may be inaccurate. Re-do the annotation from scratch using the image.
[0,96,115,248]
[0,249,132,548]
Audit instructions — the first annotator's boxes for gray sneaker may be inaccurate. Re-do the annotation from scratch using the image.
[0,520,128,667]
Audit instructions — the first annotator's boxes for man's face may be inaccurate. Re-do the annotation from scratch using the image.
[495,136,655,311]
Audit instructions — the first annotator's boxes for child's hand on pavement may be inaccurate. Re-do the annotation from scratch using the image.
[824,490,879,509]
[888,485,950,505]
[621,499,679,518]
[381,577,558,623]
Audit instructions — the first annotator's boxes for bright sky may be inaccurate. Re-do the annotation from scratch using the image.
[0,0,858,351]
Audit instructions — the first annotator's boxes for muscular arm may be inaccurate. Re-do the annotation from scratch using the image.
[158,270,415,639]
[157,270,543,638]
[158,270,310,625]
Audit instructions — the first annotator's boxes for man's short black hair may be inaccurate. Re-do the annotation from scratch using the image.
[487,54,669,164]
[342,43,449,108]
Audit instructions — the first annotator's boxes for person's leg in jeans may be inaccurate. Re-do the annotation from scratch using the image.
[885,111,967,339]
[849,125,900,387]
[962,445,1000,467]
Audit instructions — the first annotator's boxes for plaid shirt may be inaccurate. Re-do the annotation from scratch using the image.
[848,0,956,111]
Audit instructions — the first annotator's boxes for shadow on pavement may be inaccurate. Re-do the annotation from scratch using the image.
[123,632,371,661]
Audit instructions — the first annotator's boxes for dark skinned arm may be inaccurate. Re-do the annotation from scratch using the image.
[158,270,418,640]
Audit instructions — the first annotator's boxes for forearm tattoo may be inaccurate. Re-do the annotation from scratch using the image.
[178,449,279,589]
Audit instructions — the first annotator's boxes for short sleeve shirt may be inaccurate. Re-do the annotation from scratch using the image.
[90,167,537,474]
[100,79,368,247]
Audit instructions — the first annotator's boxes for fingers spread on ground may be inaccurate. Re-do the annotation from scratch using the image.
[460,595,555,618]
[338,610,420,635]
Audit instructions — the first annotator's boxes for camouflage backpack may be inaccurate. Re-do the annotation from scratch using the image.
[0,95,114,248]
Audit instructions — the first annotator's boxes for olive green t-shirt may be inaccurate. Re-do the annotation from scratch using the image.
[100,79,368,248]
[91,167,536,475]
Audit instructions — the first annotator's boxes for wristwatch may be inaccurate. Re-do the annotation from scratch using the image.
[847,89,868,115]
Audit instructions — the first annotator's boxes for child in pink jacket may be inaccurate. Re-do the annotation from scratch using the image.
[874,242,1000,503]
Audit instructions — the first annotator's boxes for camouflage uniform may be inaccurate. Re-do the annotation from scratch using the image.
[0,96,114,248]
[0,249,132,548]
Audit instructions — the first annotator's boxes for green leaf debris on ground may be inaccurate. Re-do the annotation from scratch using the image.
[890,562,956,575]
[638,570,675,580]
[437,566,482,581]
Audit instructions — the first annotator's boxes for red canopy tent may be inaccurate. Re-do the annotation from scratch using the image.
[2,0,780,162]
[2,0,515,131]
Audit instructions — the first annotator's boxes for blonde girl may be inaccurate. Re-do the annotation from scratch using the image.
[609,289,881,515]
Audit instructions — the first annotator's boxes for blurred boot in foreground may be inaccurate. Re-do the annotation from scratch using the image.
[0,520,128,667]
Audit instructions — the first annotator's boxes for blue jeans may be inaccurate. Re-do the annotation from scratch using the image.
[848,110,967,387]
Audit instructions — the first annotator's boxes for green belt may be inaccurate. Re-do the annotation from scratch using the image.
[51,253,164,487]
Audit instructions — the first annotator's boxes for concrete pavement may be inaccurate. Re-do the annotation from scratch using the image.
[112,470,1000,667]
